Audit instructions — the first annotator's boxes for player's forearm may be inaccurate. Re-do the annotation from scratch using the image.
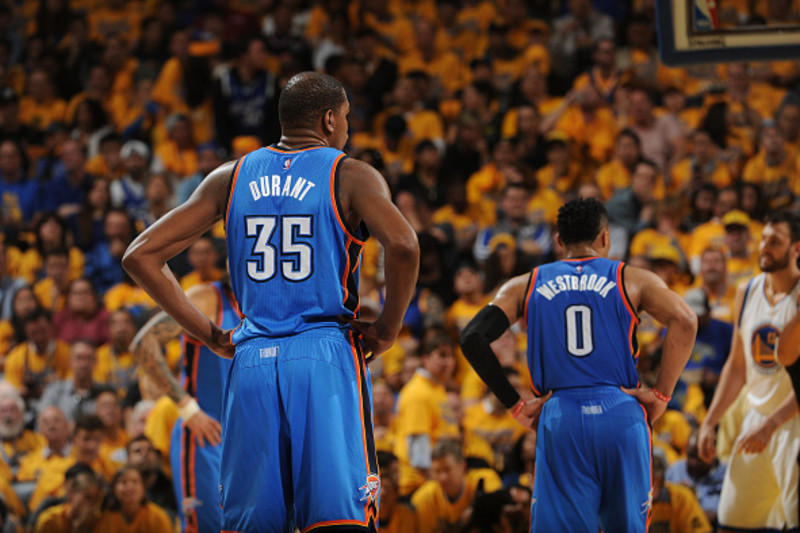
[123,253,218,346]
[654,309,697,398]
[377,234,420,337]
[703,354,747,428]
[764,392,800,433]
[130,314,189,405]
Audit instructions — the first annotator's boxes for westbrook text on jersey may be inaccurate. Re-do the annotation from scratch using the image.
[248,174,317,201]
[535,273,617,300]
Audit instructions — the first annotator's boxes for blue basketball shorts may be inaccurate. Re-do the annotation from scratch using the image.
[219,327,379,533]
[531,386,652,533]
[170,418,223,533]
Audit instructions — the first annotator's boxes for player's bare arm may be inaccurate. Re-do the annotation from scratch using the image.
[338,157,419,355]
[122,161,236,358]
[460,274,551,429]
[621,265,697,423]
[776,295,800,367]
[697,282,749,463]
[130,283,223,447]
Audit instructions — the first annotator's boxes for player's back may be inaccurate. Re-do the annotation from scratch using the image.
[525,257,639,392]
[226,145,366,341]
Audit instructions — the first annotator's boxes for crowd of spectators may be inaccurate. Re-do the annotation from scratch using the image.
[1,0,800,531]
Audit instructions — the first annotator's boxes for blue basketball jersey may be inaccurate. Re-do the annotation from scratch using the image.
[525,257,640,393]
[180,281,240,419]
[226,145,367,342]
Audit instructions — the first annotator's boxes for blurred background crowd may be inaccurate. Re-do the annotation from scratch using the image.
[1,0,800,531]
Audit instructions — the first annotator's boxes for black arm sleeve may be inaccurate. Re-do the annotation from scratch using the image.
[459,305,520,409]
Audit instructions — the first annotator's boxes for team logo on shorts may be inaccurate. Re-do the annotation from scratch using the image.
[750,324,780,372]
[283,158,292,171]
[359,474,380,503]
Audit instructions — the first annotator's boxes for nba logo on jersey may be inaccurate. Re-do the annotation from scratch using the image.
[576,265,583,273]
[283,158,292,171]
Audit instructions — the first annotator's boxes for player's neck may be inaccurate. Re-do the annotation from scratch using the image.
[278,132,328,150]
[765,268,800,299]
[564,245,600,259]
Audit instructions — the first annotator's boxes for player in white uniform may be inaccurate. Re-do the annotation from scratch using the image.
[699,211,800,531]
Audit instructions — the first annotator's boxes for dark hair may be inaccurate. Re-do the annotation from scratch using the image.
[701,102,729,149]
[43,247,69,261]
[74,98,108,132]
[35,212,69,254]
[103,466,148,511]
[418,327,454,357]
[556,198,608,246]
[22,306,51,326]
[468,489,514,533]
[278,72,346,131]
[617,128,641,150]
[126,434,153,453]
[74,414,104,435]
[64,462,96,483]
[766,211,800,242]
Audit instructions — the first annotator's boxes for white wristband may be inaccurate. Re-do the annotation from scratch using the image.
[178,398,201,420]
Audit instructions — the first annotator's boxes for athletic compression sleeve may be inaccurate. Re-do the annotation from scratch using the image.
[459,305,520,409]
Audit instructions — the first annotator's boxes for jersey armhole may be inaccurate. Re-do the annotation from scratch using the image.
[618,263,639,324]
[223,156,244,228]
[521,269,537,326]
[738,277,755,329]
[330,154,367,244]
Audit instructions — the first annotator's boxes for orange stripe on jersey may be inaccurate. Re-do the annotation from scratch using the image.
[523,268,538,326]
[329,153,366,245]
[225,155,246,227]
[348,330,372,526]
[628,317,639,359]
[561,256,600,262]
[616,263,639,324]
[342,237,352,311]
[302,518,368,532]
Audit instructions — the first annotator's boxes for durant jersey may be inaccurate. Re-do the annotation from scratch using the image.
[525,257,639,393]
[180,282,240,419]
[738,273,799,415]
[226,145,366,342]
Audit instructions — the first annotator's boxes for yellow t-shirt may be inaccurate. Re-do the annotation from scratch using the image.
[379,502,418,533]
[411,469,502,533]
[100,429,129,471]
[19,97,67,134]
[398,49,470,96]
[179,268,224,292]
[394,371,459,496]
[649,482,713,533]
[595,159,631,201]
[555,106,618,164]
[3,341,72,391]
[669,157,733,194]
[463,401,526,463]
[33,278,66,313]
[103,283,156,313]
[94,502,173,533]
[17,247,85,285]
[144,396,179,477]
[527,187,562,226]
[652,409,692,457]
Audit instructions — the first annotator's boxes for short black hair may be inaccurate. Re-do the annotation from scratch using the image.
[556,197,608,246]
[74,414,104,435]
[766,211,800,242]
[278,72,346,131]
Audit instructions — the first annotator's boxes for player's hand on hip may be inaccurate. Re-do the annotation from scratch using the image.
[735,417,776,455]
[339,316,396,357]
[209,328,235,359]
[620,386,668,424]
[185,409,222,448]
[513,391,552,429]
[696,422,717,463]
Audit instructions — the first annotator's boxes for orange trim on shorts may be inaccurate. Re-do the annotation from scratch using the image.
[329,153,365,245]
[523,268,538,326]
[225,155,246,227]
[641,403,653,532]
[349,330,372,526]
[302,518,369,532]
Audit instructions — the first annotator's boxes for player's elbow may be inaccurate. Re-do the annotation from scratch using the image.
[121,243,144,277]
[387,230,420,264]
[672,304,698,338]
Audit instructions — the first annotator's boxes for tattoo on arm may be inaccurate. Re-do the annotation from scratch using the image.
[131,312,188,404]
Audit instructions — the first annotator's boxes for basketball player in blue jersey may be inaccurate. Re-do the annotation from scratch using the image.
[131,278,240,533]
[460,197,696,532]
[122,71,419,533]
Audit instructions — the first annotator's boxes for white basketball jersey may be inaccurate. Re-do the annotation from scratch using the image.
[739,274,799,415]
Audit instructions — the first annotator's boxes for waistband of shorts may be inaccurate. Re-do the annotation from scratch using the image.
[550,385,629,398]
[235,324,354,346]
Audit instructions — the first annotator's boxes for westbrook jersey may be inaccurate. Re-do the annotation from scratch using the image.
[180,282,240,419]
[525,257,639,393]
[738,273,799,415]
[226,146,366,342]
